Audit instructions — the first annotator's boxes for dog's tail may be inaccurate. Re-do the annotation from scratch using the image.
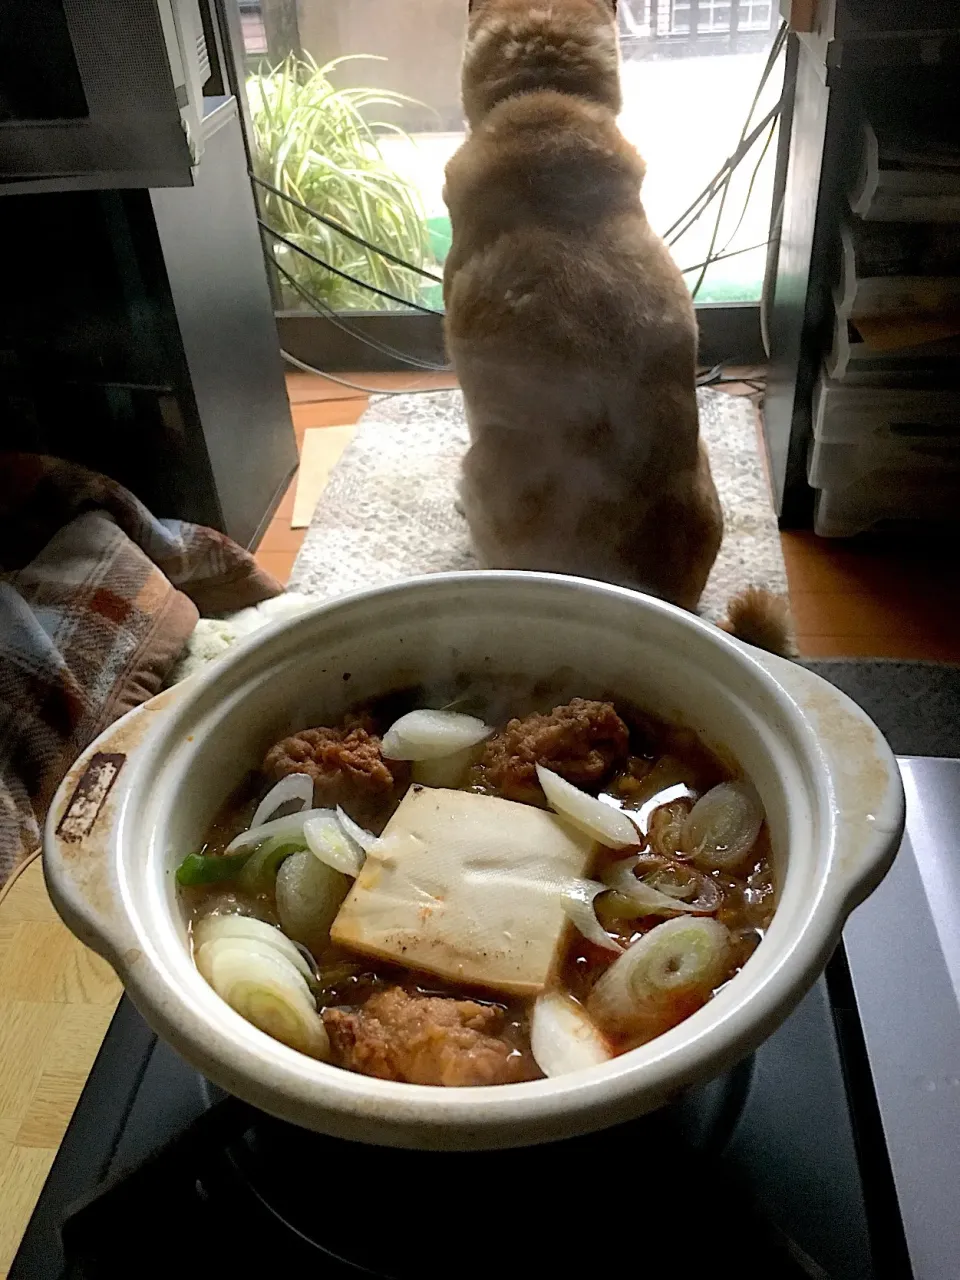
[718,586,796,658]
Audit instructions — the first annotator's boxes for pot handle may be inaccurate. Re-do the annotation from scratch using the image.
[754,651,905,910]
[43,681,191,969]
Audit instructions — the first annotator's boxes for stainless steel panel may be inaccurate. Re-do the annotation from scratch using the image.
[844,757,960,1280]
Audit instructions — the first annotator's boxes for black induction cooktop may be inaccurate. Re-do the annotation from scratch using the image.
[26,755,960,1280]
[9,952,908,1280]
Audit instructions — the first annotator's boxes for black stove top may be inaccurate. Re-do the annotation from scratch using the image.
[10,950,910,1280]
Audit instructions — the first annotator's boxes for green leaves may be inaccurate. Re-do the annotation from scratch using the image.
[248,53,436,312]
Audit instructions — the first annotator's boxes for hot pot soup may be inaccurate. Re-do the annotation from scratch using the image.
[177,690,774,1086]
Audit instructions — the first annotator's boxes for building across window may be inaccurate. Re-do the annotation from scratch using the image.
[625,0,773,38]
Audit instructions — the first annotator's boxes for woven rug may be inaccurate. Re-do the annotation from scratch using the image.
[289,388,789,626]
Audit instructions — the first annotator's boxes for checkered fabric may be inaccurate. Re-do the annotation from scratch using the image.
[0,454,282,885]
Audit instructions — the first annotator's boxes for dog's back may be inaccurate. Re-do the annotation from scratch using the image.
[444,0,722,608]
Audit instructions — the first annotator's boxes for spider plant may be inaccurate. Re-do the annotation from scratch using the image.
[247,53,436,313]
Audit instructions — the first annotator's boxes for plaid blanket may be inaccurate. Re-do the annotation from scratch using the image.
[0,453,283,886]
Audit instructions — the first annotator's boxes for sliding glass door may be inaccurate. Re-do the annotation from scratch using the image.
[235,0,784,366]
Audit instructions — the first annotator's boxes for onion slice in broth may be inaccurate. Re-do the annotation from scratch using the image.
[588,916,732,1040]
[193,914,311,977]
[225,809,327,855]
[682,781,763,870]
[336,806,379,854]
[303,811,365,878]
[196,934,313,984]
[561,879,622,952]
[411,746,478,789]
[531,991,613,1077]
[203,944,328,1058]
[381,709,492,761]
[536,765,640,849]
[601,856,721,917]
[276,850,349,954]
[249,773,314,829]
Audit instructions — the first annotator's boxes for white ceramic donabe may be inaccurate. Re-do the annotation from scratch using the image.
[44,573,904,1150]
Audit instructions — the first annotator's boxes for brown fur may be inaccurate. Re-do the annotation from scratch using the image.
[718,587,797,657]
[443,0,723,612]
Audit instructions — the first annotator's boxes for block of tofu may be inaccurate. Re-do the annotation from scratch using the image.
[330,786,596,996]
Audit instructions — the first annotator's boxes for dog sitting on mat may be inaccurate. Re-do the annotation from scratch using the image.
[442,0,790,654]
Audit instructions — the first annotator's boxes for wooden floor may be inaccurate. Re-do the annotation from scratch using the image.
[258,371,960,663]
[254,371,457,584]
[2,367,960,1273]
[0,858,119,1277]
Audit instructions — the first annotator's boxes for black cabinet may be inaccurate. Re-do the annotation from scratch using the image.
[0,96,297,549]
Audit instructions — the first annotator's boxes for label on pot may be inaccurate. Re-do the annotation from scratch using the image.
[56,753,125,843]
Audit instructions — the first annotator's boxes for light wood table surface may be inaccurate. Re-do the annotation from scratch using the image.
[0,855,121,1277]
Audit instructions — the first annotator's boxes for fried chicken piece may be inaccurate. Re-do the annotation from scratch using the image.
[477,697,629,803]
[263,714,408,830]
[323,987,534,1086]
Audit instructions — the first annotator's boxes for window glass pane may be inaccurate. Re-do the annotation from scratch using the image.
[241,1,782,311]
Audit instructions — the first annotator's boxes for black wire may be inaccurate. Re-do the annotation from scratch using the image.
[697,364,767,392]
[663,102,780,246]
[689,170,735,300]
[663,100,783,248]
[280,348,454,395]
[716,119,778,260]
[690,23,787,300]
[251,173,445,285]
[259,221,444,316]
[691,24,785,268]
[681,239,769,275]
[663,21,786,249]
[269,256,451,372]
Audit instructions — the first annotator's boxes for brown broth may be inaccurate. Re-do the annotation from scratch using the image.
[182,692,776,1082]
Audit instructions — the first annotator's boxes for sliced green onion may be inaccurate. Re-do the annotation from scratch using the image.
[304,812,364,877]
[588,916,732,1041]
[600,855,721,916]
[411,746,478,789]
[682,781,764,870]
[336,806,379,854]
[275,849,350,953]
[175,850,252,886]
[203,943,329,1058]
[193,913,314,979]
[224,808,329,855]
[238,836,304,894]
[250,772,314,828]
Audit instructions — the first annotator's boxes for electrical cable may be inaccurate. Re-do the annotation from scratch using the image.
[280,347,454,394]
[259,221,444,316]
[663,100,783,248]
[697,364,766,392]
[251,173,444,285]
[689,22,786,299]
[716,118,778,259]
[663,20,786,263]
[269,256,451,372]
[681,239,769,275]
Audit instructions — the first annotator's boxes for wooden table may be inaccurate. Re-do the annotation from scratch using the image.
[0,856,120,1277]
